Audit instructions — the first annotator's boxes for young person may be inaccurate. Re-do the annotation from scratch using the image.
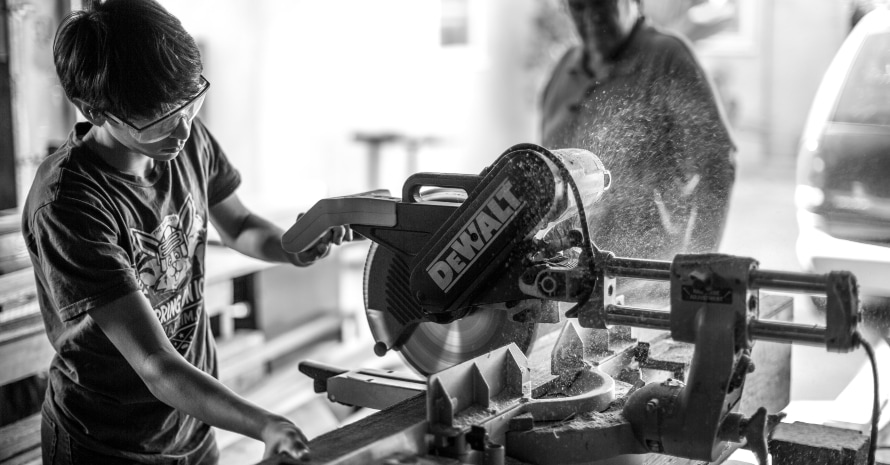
[22,0,347,462]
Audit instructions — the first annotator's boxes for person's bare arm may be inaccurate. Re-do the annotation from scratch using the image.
[209,192,349,266]
[89,290,308,459]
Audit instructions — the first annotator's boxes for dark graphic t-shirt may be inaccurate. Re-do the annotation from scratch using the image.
[21,118,240,461]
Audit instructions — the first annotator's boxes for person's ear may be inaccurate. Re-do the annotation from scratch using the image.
[72,98,108,126]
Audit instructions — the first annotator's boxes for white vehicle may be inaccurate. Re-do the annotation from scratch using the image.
[796,8,890,299]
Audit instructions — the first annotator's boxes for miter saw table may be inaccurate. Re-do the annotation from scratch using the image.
[287,300,795,465]
[265,144,877,465]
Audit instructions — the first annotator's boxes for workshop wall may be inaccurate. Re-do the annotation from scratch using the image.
[694,0,849,162]
[765,0,848,160]
[163,0,540,215]
[0,0,858,210]
[158,0,852,221]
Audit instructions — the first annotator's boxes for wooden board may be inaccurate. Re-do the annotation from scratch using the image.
[0,413,40,464]
[292,395,429,465]
[770,422,870,465]
[0,321,54,386]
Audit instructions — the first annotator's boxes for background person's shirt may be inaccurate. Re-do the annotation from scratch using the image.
[22,118,240,461]
[541,19,736,263]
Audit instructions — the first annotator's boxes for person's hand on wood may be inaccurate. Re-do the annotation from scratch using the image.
[262,418,310,461]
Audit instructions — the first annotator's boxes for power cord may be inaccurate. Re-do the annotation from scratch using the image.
[536,147,600,319]
[534,147,596,256]
[857,332,882,465]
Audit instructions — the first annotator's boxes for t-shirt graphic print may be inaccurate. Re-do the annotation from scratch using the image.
[131,194,207,354]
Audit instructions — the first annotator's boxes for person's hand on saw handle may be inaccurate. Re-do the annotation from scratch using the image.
[285,213,353,267]
[261,417,310,461]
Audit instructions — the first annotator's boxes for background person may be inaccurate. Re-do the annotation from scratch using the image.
[541,0,736,277]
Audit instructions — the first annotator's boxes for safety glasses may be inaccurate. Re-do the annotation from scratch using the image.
[105,76,210,144]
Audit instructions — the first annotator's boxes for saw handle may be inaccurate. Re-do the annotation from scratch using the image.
[401,173,481,202]
[280,191,397,254]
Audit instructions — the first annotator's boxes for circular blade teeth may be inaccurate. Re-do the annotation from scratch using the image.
[397,307,537,375]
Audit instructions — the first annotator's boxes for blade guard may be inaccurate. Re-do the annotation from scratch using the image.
[410,143,610,315]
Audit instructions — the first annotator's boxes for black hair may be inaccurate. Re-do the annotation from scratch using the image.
[53,0,203,119]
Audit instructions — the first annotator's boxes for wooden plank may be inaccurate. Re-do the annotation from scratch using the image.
[2,448,40,465]
[217,338,392,454]
[0,268,35,307]
[217,329,266,363]
[217,329,266,394]
[298,395,428,465]
[218,315,342,386]
[0,322,53,385]
[0,413,40,463]
[770,421,870,465]
[0,268,40,339]
[205,246,274,285]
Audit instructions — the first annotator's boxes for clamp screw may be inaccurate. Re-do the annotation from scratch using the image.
[373,342,388,357]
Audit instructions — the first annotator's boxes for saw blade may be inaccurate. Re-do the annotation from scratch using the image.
[396,306,538,376]
[364,242,537,376]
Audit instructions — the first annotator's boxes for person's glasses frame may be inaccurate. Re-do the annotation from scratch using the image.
[104,75,210,143]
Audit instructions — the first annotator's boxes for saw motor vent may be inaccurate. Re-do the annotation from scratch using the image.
[383,252,423,327]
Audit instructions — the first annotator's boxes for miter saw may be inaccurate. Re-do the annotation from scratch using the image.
[284,143,611,376]
[280,143,875,465]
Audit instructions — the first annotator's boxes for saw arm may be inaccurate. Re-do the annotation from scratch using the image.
[282,143,611,376]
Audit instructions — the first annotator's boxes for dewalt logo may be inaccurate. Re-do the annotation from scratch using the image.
[426,180,525,292]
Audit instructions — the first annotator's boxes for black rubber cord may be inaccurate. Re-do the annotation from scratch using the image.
[857,332,881,465]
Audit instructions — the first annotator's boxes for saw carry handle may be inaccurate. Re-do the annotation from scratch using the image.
[401,173,480,203]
